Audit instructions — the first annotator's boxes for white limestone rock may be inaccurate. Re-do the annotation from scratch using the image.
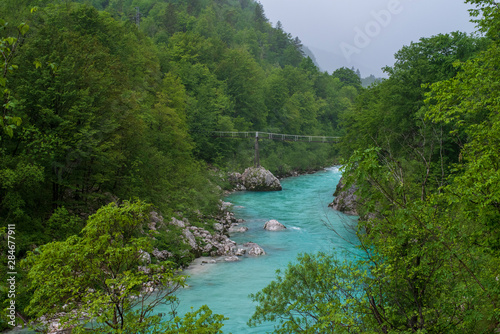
[240,167,282,191]
[228,225,249,233]
[245,242,266,256]
[170,217,186,228]
[263,219,287,231]
[139,250,151,264]
[152,249,173,261]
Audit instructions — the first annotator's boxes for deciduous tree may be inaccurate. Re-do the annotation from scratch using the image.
[23,200,226,333]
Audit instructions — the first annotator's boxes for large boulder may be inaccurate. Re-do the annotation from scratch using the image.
[329,177,358,215]
[246,242,266,256]
[240,167,282,191]
[227,172,246,191]
[242,242,266,256]
[263,219,286,231]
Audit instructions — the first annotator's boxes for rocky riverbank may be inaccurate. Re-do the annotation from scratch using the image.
[145,202,265,265]
[328,176,358,215]
[329,176,380,225]
[34,202,263,334]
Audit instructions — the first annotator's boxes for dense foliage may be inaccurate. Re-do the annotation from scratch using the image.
[23,200,227,333]
[250,1,500,333]
[8,0,499,332]
[0,0,359,254]
[0,0,362,330]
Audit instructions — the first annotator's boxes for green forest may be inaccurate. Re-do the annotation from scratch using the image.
[0,0,358,331]
[1,0,500,332]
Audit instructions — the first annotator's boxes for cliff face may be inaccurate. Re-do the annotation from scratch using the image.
[328,177,358,215]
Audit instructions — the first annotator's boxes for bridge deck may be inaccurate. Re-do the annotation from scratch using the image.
[212,131,340,143]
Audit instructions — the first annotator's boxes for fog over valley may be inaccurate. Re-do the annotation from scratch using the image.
[257,0,478,77]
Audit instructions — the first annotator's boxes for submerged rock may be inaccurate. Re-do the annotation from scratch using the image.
[228,225,249,233]
[244,242,266,256]
[201,259,217,264]
[240,167,282,191]
[263,219,286,231]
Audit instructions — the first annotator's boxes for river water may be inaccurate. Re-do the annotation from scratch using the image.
[170,166,359,333]
[8,167,357,333]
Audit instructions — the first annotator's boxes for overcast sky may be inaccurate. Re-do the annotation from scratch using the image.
[256,0,478,77]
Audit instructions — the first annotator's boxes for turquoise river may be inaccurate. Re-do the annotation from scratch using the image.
[8,167,357,333]
[169,166,359,333]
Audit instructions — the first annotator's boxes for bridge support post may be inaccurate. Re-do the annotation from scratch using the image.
[254,132,260,167]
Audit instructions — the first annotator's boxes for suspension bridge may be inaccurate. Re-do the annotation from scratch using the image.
[212,131,341,167]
